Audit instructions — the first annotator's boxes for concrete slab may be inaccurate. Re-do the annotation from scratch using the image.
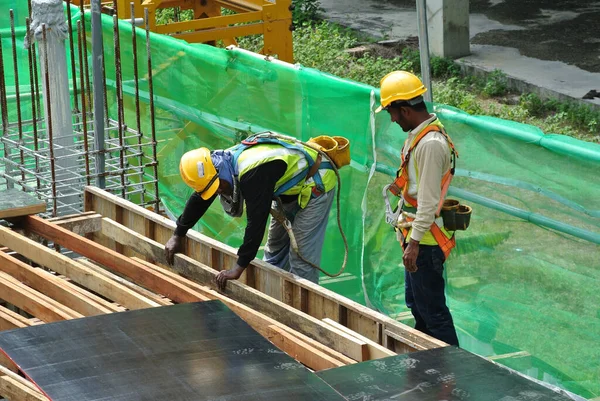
[319,0,600,108]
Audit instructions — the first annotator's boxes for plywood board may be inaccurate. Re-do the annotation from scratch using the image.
[0,301,345,401]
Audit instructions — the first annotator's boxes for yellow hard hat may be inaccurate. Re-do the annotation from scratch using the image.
[375,70,427,113]
[179,148,220,199]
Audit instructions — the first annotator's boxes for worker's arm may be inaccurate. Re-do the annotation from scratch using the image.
[215,160,287,289]
[165,192,216,265]
[403,134,450,272]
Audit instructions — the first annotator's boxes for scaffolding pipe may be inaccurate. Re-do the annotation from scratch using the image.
[91,0,106,188]
[416,0,432,103]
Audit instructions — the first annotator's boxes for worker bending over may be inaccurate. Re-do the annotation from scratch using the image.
[378,71,460,346]
[165,133,343,288]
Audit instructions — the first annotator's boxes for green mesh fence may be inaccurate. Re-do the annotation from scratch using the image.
[3,4,600,398]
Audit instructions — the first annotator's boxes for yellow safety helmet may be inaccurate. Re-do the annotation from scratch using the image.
[179,148,220,200]
[375,70,427,113]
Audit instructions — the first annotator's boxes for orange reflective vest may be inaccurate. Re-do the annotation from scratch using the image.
[389,122,458,259]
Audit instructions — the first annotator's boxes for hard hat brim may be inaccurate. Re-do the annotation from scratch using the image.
[375,105,384,113]
[199,177,220,200]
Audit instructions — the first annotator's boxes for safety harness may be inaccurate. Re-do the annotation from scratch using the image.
[230,132,335,197]
[389,124,459,259]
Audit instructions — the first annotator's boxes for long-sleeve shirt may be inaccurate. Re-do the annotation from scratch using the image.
[175,159,293,268]
[402,114,451,242]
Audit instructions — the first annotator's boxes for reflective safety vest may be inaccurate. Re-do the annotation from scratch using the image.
[391,120,458,258]
[230,135,337,208]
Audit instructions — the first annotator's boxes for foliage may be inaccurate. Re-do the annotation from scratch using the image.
[292,0,323,26]
[482,69,509,97]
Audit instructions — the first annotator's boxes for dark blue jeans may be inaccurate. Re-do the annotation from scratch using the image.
[405,244,459,346]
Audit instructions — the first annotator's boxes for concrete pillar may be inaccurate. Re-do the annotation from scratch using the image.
[27,0,78,212]
[427,0,470,59]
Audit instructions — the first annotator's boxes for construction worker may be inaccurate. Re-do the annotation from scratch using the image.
[378,71,460,346]
[164,133,338,289]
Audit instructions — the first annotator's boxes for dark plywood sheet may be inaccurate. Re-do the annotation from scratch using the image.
[0,301,345,401]
[317,346,574,401]
[0,188,46,218]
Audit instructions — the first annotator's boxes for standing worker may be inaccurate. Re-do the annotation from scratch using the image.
[164,132,350,288]
[378,71,460,346]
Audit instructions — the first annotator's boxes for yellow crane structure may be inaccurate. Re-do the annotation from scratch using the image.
[76,0,294,63]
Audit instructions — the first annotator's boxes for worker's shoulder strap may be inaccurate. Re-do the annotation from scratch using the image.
[229,133,334,196]
[230,133,334,175]
[403,123,458,161]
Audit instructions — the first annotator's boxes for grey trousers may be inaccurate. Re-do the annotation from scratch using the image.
[263,189,336,284]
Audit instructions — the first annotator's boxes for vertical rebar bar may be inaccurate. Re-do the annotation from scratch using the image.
[42,25,57,217]
[131,2,145,206]
[80,2,92,111]
[26,17,40,192]
[0,31,12,189]
[66,0,79,114]
[91,0,105,188]
[78,21,90,186]
[113,15,126,198]
[145,8,159,213]
[10,10,25,183]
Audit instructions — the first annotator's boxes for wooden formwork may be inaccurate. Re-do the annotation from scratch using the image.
[0,186,446,400]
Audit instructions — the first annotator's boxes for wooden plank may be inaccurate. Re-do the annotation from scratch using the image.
[0,272,76,322]
[85,186,443,352]
[76,259,173,307]
[0,353,18,373]
[265,325,345,371]
[52,213,102,236]
[276,325,357,365]
[0,364,42,394]
[0,375,48,401]
[0,225,162,310]
[384,329,434,353]
[0,306,31,331]
[0,252,111,316]
[55,275,125,313]
[488,351,531,361]
[22,216,210,305]
[322,318,395,360]
[0,189,46,219]
[99,219,369,361]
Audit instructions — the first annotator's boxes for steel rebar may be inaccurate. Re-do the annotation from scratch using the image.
[10,10,25,183]
[78,21,90,186]
[131,2,145,205]
[26,17,40,191]
[145,8,160,212]
[80,2,92,112]
[113,15,126,198]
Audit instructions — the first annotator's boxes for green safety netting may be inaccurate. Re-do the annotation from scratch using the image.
[2,4,599,398]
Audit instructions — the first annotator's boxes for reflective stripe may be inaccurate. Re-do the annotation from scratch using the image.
[238,147,306,175]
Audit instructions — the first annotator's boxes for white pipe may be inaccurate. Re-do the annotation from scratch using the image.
[28,0,79,212]
[416,0,433,103]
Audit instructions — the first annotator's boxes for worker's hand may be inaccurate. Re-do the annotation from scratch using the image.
[403,239,420,273]
[165,235,184,266]
[215,265,245,291]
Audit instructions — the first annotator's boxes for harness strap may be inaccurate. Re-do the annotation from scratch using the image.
[231,134,334,196]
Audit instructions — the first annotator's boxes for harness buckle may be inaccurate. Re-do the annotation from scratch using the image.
[311,186,324,198]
